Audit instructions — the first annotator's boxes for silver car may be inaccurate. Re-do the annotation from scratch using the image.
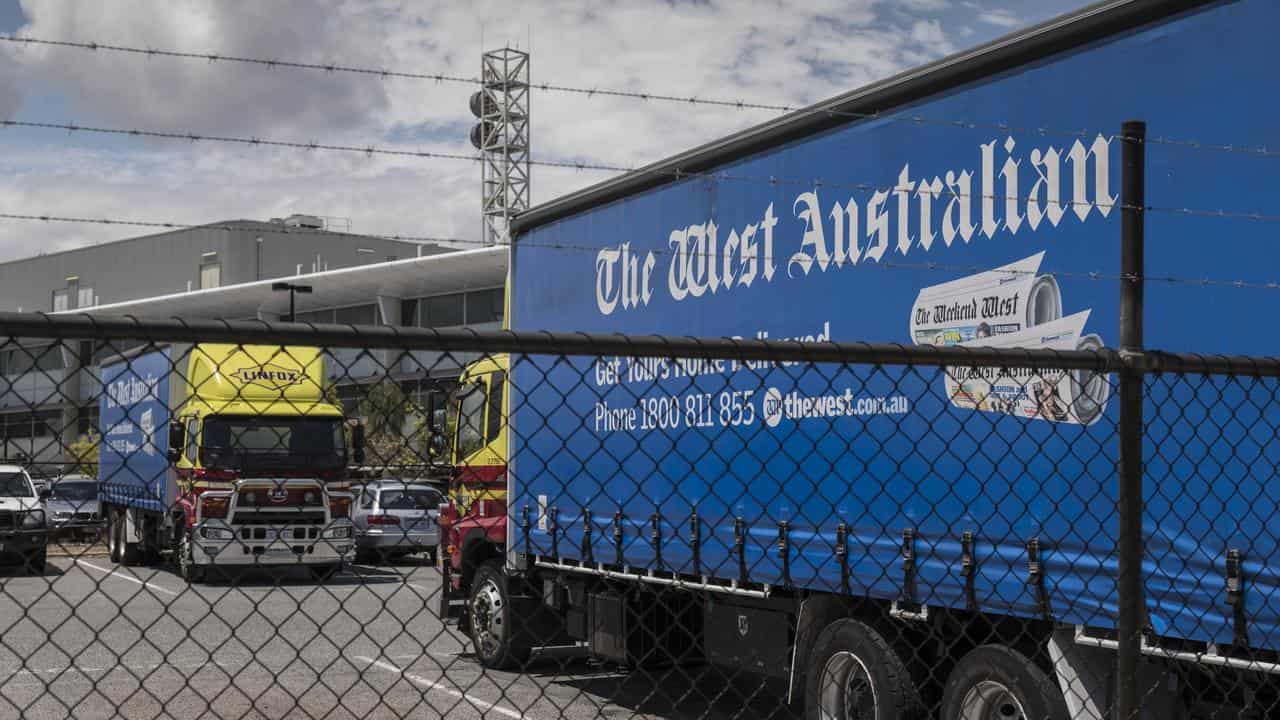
[351,482,442,563]
[46,475,103,540]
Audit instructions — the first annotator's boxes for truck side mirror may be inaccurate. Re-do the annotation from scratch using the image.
[351,422,366,466]
[167,421,185,464]
[429,432,446,458]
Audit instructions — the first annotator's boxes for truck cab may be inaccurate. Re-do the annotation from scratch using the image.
[439,354,508,622]
[100,343,361,582]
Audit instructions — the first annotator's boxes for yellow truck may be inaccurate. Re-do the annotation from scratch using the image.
[99,343,363,582]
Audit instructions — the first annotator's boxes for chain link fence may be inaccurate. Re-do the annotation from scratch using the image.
[0,314,1275,719]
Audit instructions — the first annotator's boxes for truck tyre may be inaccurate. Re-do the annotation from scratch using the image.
[25,549,46,575]
[177,528,204,583]
[941,645,1068,720]
[309,564,340,582]
[468,560,532,670]
[107,508,122,564]
[113,508,142,566]
[804,618,922,720]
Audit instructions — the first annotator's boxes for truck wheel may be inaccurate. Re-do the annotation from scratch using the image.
[804,618,922,720]
[107,508,122,564]
[469,560,531,670]
[309,564,339,582]
[25,549,46,575]
[941,645,1068,720]
[178,529,204,584]
[117,510,142,566]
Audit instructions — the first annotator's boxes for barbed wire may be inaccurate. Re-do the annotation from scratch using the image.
[7,33,1279,158]
[13,113,1280,227]
[0,35,477,84]
[0,33,1114,145]
[18,116,1280,225]
[1,210,1276,292]
[0,119,630,172]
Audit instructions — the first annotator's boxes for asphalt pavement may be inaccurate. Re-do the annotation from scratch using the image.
[0,553,790,720]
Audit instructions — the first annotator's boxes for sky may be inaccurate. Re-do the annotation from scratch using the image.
[0,0,1085,261]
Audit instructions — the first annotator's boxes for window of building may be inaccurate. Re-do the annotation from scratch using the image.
[34,347,64,372]
[399,298,418,327]
[77,286,95,308]
[466,288,504,325]
[199,262,221,289]
[6,350,31,375]
[52,289,69,313]
[333,304,377,325]
[4,412,56,439]
[421,293,465,328]
[76,407,99,437]
[4,346,62,375]
[294,309,334,324]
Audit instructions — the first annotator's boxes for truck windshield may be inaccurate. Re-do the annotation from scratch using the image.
[451,381,487,458]
[0,472,32,497]
[201,416,345,472]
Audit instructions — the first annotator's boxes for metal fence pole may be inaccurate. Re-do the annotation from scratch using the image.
[1117,119,1146,720]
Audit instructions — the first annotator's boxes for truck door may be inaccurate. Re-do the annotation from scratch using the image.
[450,365,506,519]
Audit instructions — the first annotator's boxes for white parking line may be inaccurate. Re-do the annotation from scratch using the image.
[354,656,523,719]
[73,560,179,596]
[4,657,240,688]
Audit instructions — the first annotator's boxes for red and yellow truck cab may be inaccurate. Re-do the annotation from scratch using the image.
[438,353,508,619]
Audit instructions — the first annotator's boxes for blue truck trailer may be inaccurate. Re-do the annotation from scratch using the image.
[436,1,1280,717]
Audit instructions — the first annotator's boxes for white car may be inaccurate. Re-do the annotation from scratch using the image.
[0,465,48,574]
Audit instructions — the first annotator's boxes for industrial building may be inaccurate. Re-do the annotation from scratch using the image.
[0,215,507,468]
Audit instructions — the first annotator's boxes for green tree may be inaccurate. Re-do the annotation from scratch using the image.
[66,432,100,478]
[359,380,407,439]
[359,381,429,471]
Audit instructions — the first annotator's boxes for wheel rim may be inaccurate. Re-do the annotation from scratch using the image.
[471,577,505,659]
[817,650,877,720]
[958,679,1028,720]
[108,513,119,558]
[179,531,194,578]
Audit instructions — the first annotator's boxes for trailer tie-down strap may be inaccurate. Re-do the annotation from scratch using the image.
[1027,538,1051,620]
[580,507,593,564]
[1227,548,1247,646]
[961,531,977,612]
[900,528,918,609]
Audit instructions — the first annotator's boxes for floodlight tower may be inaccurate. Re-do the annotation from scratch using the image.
[469,48,530,246]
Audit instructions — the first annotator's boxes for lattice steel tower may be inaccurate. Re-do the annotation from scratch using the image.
[469,48,530,246]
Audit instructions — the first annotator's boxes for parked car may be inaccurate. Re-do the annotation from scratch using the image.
[351,481,441,563]
[0,465,47,574]
[46,474,103,541]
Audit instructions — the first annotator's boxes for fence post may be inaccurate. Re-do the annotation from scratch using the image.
[1117,119,1146,720]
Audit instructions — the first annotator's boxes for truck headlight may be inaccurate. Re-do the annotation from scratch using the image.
[200,526,233,540]
[21,510,45,529]
[322,526,351,539]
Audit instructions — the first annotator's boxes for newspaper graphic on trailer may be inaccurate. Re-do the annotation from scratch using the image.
[909,252,1110,425]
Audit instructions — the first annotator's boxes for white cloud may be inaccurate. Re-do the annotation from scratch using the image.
[0,0,1018,261]
[13,0,392,136]
[977,10,1022,28]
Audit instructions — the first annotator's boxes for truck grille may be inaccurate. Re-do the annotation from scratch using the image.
[230,510,327,525]
[0,511,14,530]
